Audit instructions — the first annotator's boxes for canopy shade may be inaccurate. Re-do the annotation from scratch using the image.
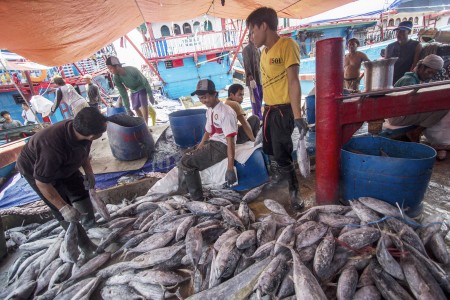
[0,0,353,66]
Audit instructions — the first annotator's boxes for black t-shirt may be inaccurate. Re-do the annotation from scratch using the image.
[385,39,420,84]
[16,120,91,183]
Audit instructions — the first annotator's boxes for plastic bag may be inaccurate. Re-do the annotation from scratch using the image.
[30,95,53,117]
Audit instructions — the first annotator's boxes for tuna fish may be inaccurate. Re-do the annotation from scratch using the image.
[89,188,111,220]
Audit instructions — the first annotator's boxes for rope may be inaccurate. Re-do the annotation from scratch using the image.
[344,215,450,229]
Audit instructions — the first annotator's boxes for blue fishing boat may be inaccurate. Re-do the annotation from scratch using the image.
[138,17,244,99]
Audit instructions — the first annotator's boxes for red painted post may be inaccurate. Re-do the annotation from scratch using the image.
[227,27,248,74]
[315,38,344,205]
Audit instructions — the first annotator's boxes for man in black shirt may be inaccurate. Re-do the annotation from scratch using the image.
[385,21,422,84]
[17,107,107,255]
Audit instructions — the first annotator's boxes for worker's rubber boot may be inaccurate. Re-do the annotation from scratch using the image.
[72,198,96,229]
[184,170,204,201]
[176,169,189,195]
[266,160,286,189]
[281,164,304,211]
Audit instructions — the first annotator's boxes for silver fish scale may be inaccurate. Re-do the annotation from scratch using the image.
[221,206,245,229]
[296,222,328,249]
[376,235,404,280]
[338,227,380,250]
[337,266,358,300]
[185,201,220,216]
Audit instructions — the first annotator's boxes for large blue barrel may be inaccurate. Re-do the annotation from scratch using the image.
[169,109,207,148]
[233,149,270,192]
[107,114,154,161]
[305,95,315,125]
[341,136,436,217]
[107,107,126,117]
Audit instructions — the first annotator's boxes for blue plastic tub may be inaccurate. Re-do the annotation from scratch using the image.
[107,114,154,161]
[169,109,207,148]
[232,149,270,192]
[340,136,436,217]
[107,107,126,117]
[305,95,315,125]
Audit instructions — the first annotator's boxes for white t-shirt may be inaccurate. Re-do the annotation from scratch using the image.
[205,101,238,145]
[22,108,37,123]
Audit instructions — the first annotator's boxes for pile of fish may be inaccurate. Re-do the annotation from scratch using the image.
[2,183,450,300]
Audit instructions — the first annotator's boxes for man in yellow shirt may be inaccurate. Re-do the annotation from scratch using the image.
[247,7,308,210]
[224,83,260,144]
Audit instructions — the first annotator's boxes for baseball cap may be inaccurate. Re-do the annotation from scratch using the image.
[83,74,92,79]
[394,21,413,32]
[422,54,444,70]
[105,56,123,66]
[191,79,216,96]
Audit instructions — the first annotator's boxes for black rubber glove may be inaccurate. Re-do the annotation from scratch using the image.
[225,169,237,186]
[294,118,308,140]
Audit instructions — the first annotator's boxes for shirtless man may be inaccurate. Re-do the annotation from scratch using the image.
[344,38,370,92]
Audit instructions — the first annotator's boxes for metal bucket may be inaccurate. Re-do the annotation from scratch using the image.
[363,58,398,92]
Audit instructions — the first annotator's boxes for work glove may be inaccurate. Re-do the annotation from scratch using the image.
[59,205,81,222]
[225,169,237,186]
[294,118,309,140]
[249,79,257,89]
[83,173,96,190]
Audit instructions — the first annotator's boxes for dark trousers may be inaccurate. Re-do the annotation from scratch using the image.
[178,140,228,174]
[22,171,89,221]
[237,115,260,144]
[262,104,295,167]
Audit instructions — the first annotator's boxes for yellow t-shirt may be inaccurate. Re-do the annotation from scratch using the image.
[224,99,246,118]
[260,37,300,105]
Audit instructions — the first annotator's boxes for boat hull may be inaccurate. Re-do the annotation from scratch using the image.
[157,53,233,99]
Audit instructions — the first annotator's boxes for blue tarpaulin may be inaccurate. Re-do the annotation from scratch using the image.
[0,174,40,209]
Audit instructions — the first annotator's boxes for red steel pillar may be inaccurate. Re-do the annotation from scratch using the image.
[315,37,344,205]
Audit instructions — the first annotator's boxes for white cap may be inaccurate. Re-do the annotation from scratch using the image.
[83,74,92,79]
[422,54,444,70]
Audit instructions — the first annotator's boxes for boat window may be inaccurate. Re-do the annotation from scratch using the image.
[161,25,170,37]
[388,19,394,27]
[395,18,401,26]
[448,17,450,25]
[408,17,413,22]
[193,21,201,33]
[383,19,388,27]
[204,20,213,31]
[183,23,192,34]
[414,17,419,25]
[402,18,407,22]
[174,24,182,35]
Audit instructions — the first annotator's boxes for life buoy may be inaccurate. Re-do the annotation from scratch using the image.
[30,70,48,83]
